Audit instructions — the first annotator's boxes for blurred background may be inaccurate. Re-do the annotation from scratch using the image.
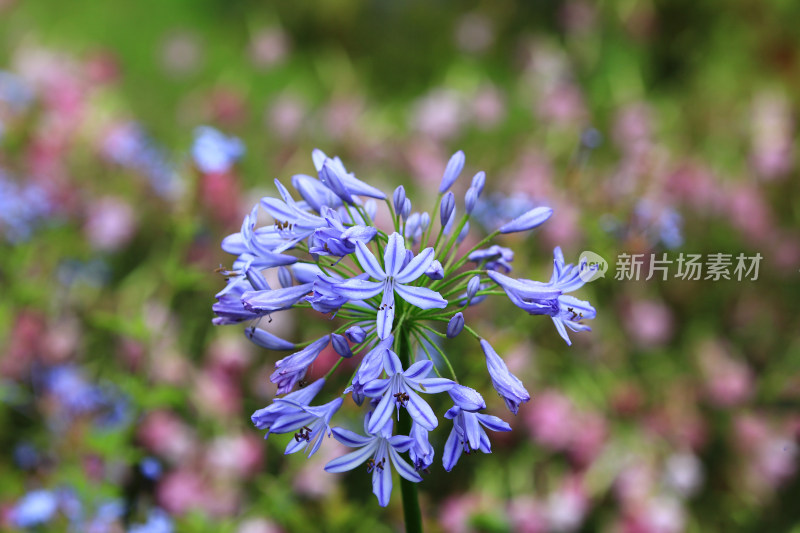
[1,1,800,531]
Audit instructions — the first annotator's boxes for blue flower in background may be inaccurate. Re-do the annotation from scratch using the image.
[191,126,244,174]
[12,490,59,528]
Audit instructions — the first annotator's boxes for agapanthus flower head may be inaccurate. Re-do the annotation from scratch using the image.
[213,149,596,508]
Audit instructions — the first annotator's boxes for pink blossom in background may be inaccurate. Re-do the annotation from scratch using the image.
[750,91,794,179]
[725,184,773,242]
[205,434,263,479]
[411,89,464,141]
[157,469,209,514]
[525,391,575,451]
[471,85,506,128]
[192,367,242,419]
[508,496,548,533]
[622,299,674,348]
[697,340,753,408]
[405,142,450,190]
[266,95,307,139]
[249,28,289,69]
[612,103,652,152]
[615,462,656,507]
[201,171,243,227]
[545,476,589,532]
[138,411,198,464]
[619,496,685,533]
[537,83,586,126]
[41,317,82,364]
[292,439,349,498]
[439,493,485,533]
[84,197,137,252]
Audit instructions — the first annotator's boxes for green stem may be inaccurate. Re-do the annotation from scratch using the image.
[396,326,423,533]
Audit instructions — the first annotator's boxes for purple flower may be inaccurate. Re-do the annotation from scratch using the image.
[333,233,447,338]
[479,339,530,414]
[309,206,377,257]
[488,247,596,345]
[363,349,454,433]
[325,417,420,507]
[469,245,514,273]
[312,149,386,200]
[393,186,406,214]
[348,336,395,405]
[442,406,511,471]
[252,378,326,434]
[331,333,353,358]
[409,422,435,472]
[260,180,326,252]
[271,336,331,394]
[271,397,343,457]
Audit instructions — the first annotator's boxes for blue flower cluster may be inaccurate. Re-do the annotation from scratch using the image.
[213,150,596,506]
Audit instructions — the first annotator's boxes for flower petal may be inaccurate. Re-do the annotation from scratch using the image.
[367,390,396,435]
[404,388,438,431]
[333,278,383,300]
[442,427,463,472]
[372,456,393,507]
[331,427,373,447]
[403,360,433,381]
[413,377,455,394]
[389,447,423,483]
[376,290,396,339]
[324,441,378,473]
[355,240,385,280]
[395,247,435,284]
[383,233,406,277]
[394,284,448,310]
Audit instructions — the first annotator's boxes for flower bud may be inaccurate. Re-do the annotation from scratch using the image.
[420,212,431,232]
[439,150,465,193]
[448,384,486,411]
[446,312,465,338]
[425,260,444,280]
[465,187,478,215]
[401,198,412,219]
[246,327,295,351]
[498,206,553,234]
[331,333,352,358]
[440,192,455,227]
[470,171,486,196]
[345,326,366,344]
[467,275,481,301]
[393,186,406,214]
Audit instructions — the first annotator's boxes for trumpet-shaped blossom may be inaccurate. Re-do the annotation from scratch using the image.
[325,417,420,507]
[271,336,330,394]
[270,398,342,457]
[333,233,447,338]
[442,406,512,471]
[363,350,455,433]
[488,247,597,345]
[480,339,530,414]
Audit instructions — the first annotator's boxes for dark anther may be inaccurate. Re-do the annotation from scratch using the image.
[394,392,409,406]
